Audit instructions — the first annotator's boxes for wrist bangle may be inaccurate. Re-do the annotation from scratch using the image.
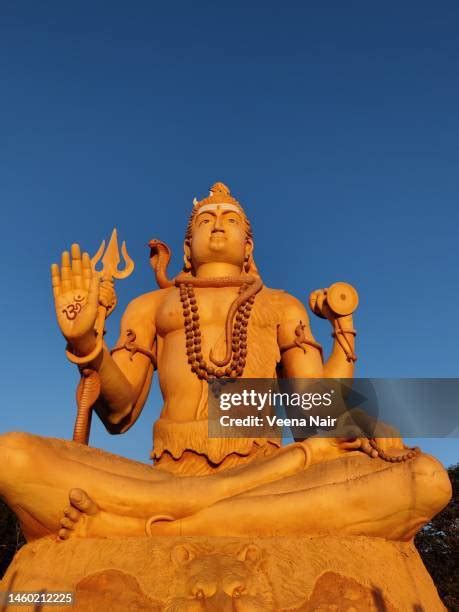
[331,328,357,337]
[65,335,104,365]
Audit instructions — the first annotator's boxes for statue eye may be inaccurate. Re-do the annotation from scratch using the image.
[195,589,205,600]
[232,587,244,598]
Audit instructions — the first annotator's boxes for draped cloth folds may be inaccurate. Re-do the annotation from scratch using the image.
[152,417,281,475]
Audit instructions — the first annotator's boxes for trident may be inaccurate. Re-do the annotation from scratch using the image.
[92,227,135,281]
[68,229,134,445]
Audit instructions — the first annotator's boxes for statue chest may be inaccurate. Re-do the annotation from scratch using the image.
[155,286,281,375]
[155,287,245,336]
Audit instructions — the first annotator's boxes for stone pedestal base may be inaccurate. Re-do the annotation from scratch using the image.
[0,536,444,611]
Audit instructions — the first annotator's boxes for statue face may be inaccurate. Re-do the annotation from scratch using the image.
[189,205,250,269]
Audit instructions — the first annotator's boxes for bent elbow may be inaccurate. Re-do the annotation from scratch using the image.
[95,401,133,435]
[106,409,133,434]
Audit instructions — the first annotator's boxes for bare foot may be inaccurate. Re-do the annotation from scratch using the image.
[58,487,148,539]
[58,488,98,540]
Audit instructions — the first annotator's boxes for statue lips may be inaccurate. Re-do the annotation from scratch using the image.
[209,231,227,251]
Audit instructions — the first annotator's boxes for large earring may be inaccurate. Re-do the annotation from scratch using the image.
[183,255,192,272]
[244,254,251,273]
[183,241,192,272]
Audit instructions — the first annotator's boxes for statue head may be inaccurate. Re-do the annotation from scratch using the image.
[184,182,258,275]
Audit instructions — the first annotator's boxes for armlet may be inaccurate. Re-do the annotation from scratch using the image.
[111,328,157,367]
[279,321,323,361]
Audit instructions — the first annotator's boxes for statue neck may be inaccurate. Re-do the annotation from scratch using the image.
[194,262,243,279]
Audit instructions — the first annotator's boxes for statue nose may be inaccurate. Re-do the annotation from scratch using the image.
[205,592,233,611]
[212,216,225,232]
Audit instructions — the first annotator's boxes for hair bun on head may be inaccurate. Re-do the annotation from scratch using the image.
[209,182,231,196]
[193,181,241,209]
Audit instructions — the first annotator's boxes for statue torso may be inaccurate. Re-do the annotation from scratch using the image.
[151,285,285,465]
[155,286,284,417]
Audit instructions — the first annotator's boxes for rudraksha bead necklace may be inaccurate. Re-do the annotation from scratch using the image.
[179,282,255,380]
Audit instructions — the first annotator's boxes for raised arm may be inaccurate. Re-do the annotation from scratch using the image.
[277,292,356,379]
[51,243,161,434]
[278,295,324,378]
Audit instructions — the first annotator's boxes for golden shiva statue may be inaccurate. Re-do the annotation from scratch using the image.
[0,183,451,551]
[0,183,449,538]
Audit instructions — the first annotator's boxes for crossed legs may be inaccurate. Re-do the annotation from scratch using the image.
[0,432,309,540]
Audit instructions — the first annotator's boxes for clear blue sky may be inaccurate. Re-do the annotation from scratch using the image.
[1,2,457,466]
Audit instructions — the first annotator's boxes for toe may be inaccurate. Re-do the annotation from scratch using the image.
[60,517,75,530]
[69,488,98,515]
[64,506,80,521]
[58,528,70,540]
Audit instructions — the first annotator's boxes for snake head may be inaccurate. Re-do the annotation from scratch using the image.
[148,239,174,288]
[148,239,171,270]
[148,238,170,255]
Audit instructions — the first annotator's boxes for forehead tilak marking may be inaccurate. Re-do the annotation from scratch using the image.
[196,203,242,215]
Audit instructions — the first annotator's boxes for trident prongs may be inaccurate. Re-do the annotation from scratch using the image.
[91,228,135,280]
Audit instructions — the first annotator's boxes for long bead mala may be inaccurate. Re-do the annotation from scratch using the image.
[179,282,255,380]
[368,438,420,463]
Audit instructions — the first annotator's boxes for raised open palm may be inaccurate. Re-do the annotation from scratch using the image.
[51,244,100,343]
